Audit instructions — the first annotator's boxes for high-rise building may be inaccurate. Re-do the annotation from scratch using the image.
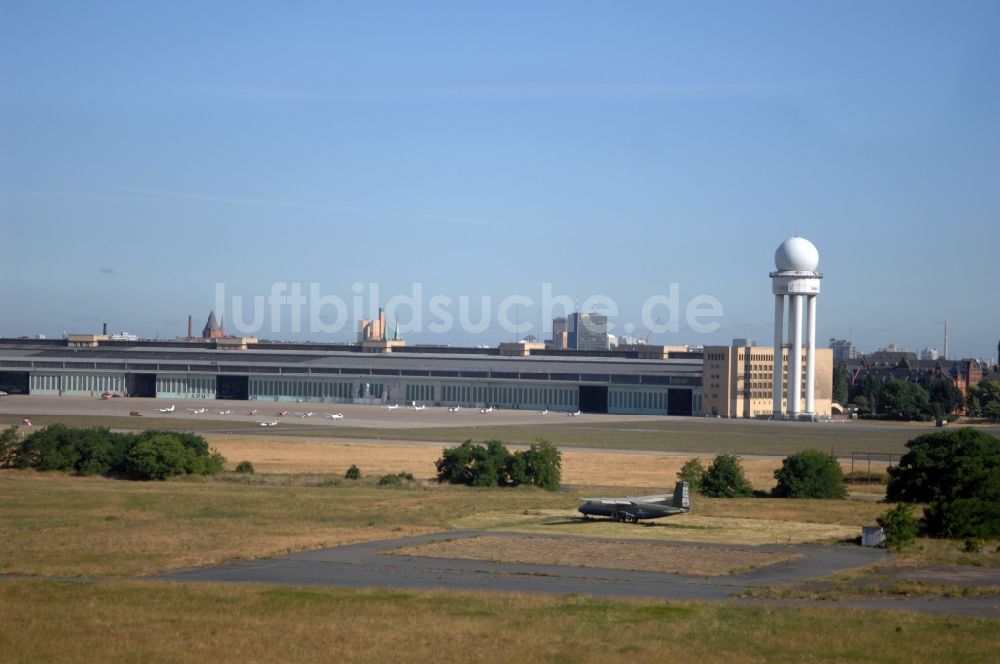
[548,316,569,350]
[567,312,608,351]
[919,347,940,361]
[829,338,857,361]
[357,308,386,343]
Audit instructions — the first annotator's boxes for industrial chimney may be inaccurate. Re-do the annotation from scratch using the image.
[102,322,108,335]
[188,315,193,339]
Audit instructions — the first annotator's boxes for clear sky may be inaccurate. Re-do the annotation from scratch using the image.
[2,1,998,359]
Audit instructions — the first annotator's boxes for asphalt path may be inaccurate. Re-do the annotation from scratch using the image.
[159,530,1000,619]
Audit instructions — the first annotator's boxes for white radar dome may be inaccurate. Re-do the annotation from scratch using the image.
[774,236,819,272]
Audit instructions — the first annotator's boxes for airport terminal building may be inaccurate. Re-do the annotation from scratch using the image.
[0,338,704,416]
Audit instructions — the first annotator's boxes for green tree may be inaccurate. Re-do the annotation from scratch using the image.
[344,464,362,480]
[507,439,562,491]
[968,380,1000,419]
[887,428,1000,539]
[436,440,560,490]
[877,503,919,550]
[832,362,849,405]
[880,379,930,420]
[859,374,884,413]
[435,440,511,487]
[0,426,20,468]
[701,454,754,498]
[677,458,706,492]
[125,434,191,480]
[235,460,255,474]
[924,375,963,414]
[772,449,848,499]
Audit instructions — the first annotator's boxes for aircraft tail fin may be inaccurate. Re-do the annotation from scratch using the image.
[673,481,690,509]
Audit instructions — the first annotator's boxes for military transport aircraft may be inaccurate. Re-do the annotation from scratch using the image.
[578,481,690,523]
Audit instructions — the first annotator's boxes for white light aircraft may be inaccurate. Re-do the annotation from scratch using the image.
[187,408,206,414]
[480,406,495,413]
[448,406,461,413]
[538,408,549,415]
[157,405,176,413]
[217,409,232,415]
[568,410,582,417]
[328,413,344,420]
[413,404,426,411]
[259,420,278,427]
[385,404,399,410]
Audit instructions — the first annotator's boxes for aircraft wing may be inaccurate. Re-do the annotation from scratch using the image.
[625,494,670,503]
[579,498,634,505]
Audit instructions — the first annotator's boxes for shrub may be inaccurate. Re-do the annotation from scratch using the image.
[345,464,362,480]
[10,425,225,480]
[701,454,754,498]
[125,434,191,481]
[436,439,561,491]
[677,458,706,492]
[435,440,509,487]
[772,450,848,499]
[887,428,1000,539]
[235,460,255,474]
[378,473,403,486]
[0,426,18,468]
[507,439,562,491]
[877,503,918,551]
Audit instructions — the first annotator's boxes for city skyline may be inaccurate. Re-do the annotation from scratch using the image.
[2,2,998,358]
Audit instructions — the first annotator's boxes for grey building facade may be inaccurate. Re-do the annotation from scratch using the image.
[0,339,704,416]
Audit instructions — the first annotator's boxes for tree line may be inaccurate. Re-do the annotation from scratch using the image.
[833,362,1000,421]
[0,424,226,481]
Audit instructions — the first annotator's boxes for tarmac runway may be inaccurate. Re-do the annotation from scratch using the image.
[159,530,1000,619]
[0,394,672,430]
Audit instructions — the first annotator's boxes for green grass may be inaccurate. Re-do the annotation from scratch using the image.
[0,579,996,663]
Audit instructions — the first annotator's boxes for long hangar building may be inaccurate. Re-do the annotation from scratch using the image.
[0,337,706,416]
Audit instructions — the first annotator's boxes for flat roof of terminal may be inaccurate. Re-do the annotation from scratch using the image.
[0,340,702,380]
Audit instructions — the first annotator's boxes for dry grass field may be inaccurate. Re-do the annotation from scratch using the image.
[0,433,893,577]
[390,534,801,575]
[0,471,570,577]
[1,579,997,664]
[206,433,890,493]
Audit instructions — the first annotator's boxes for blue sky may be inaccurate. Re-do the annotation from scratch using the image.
[2,1,998,358]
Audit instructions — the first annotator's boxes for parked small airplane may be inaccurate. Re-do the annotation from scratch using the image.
[277,410,289,417]
[258,420,279,427]
[246,409,258,415]
[296,411,313,418]
[0,391,8,396]
[328,413,344,420]
[480,406,495,413]
[568,410,582,417]
[100,391,118,400]
[187,408,206,414]
[385,404,399,410]
[413,404,426,411]
[538,408,549,415]
[578,481,690,523]
[157,405,176,413]
[448,406,461,413]
[217,410,232,415]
